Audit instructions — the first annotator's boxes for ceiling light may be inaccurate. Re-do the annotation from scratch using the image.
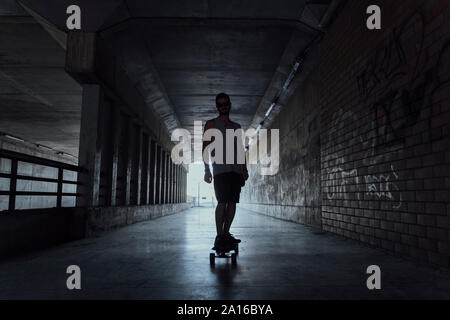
[3,134,25,142]
[37,144,52,151]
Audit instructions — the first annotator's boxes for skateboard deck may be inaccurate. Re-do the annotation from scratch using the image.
[210,243,238,266]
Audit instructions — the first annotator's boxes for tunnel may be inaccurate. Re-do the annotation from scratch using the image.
[1,0,450,301]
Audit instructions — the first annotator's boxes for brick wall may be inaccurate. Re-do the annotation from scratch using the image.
[241,0,450,267]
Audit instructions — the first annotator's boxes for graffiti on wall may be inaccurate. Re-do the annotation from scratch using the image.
[326,157,359,200]
[325,152,403,209]
[325,10,449,210]
[356,11,450,148]
[364,165,402,209]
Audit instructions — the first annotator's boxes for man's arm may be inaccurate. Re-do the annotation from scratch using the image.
[243,143,249,180]
[244,155,248,179]
[203,120,214,182]
[235,123,248,180]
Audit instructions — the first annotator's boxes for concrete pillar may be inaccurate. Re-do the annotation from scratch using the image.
[149,139,156,204]
[180,167,184,203]
[166,156,171,203]
[94,98,112,207]
[116,113,128,206]
[124,118,134,205]
[180,167,183,203]
[185,169,187,202]
[171,162,175,203]
[168,155,172,203]
[178,166,181,203]
[169,160,175,203]
[107,103,121,206]
[182,169,185,202]
[140,133,149,205]
[160,149,166,204]
[155,144,162,204]
[129,126,142,205]
[171,158,175,203]
[178,165,183,202]
[174,164,178,203]
[164,152,169,204]
[76,84,107,207]
[167,161,171,204]
[181,168,185,202]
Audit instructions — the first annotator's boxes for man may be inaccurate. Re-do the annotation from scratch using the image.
[203,92,248,251]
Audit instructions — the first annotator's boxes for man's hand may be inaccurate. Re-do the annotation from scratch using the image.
[243,170,248,180]
[204,171,212,184]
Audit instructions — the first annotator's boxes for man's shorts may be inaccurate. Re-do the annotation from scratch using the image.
[213,172,242,203]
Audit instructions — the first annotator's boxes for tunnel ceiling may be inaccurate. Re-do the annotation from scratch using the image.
[1,0,334,157]
[0,0,81,157]
[137,23,294,132]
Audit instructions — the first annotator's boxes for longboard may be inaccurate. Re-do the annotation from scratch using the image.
[210,243,238,266]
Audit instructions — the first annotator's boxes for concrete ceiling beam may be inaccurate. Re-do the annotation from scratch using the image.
[65,32,174,151]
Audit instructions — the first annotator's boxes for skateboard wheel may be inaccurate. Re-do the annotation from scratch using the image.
[209,253,215,266]
[231,253,237,265]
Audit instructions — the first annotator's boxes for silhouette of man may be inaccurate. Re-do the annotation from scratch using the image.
[203,92,248,251]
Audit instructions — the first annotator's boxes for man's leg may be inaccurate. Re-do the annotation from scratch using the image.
[223,202,236,234]
[215,202,227,235]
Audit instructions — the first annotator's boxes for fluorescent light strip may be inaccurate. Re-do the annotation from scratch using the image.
[57,152,77,159]
[265,103,276,117]
[4,134,25,142]
[37,144,53,151]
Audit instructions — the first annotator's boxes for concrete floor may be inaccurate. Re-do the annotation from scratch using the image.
[1,206,450,300]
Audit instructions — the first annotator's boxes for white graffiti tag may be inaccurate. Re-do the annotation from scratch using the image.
[364,165,402,209]
[326,158,359,200]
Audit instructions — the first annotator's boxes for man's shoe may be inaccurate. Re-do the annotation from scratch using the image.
[212,235,227,251]
[225,233,241,244]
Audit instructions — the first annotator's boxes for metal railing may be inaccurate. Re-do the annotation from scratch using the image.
[0,149,83,211]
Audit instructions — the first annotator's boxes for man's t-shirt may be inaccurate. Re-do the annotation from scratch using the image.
[209,117,245,177]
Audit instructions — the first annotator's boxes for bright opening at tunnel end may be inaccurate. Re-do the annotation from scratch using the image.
[171,121,280,176]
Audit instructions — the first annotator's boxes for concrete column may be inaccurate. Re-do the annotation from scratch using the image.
[174,164,178,203]
[95,98,113,207]
[166,156,170,204]
[76,84,107,207]
[184,169,187,202]
[117,113,128,206]
[171,162,175,203]
[179,166,182,203]
[124,118,134,205]
[179,167,183,203]
[168,154,172,203]
[178,166,181,203]
[168,155,171,204]
[181,168,185,202]
[149,139,156,204]
[182,169,185,203]
[108,103,121,206]
[140,132,149,205]
[167,160,171,204]
[168,159,173,203]
[164,152,169,204]
[155,144,161,204]
[160,149,166,204]
[133,127,143,205]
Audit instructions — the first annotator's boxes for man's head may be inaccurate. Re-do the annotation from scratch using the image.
[215,92,231,116]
